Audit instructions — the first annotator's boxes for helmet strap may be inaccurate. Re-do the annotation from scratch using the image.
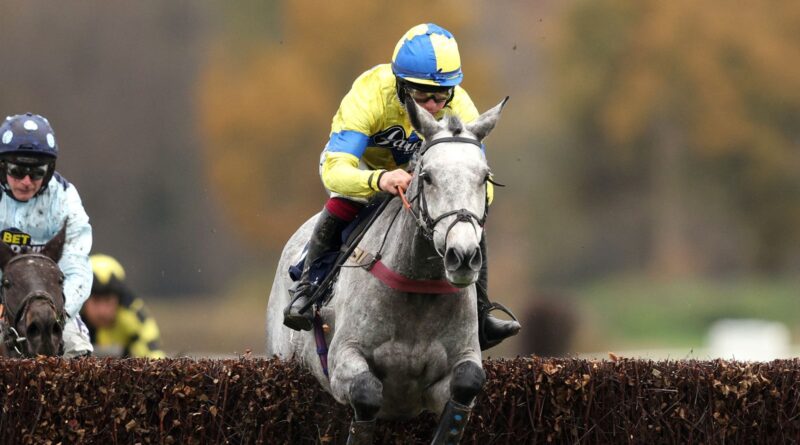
[444,87,456,108]
[395,77,408,105]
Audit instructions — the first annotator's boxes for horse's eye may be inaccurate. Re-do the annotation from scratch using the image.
[1,278,9,288]
[421,171,433,185]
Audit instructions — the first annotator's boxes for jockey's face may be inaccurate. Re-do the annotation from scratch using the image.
[6,173,44,201]
[415,96,448,115]
[5,161,48,201]
[406,85,452,115]
[82,293,120,329]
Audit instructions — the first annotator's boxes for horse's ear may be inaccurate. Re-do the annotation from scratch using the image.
[0,240,13,270]
[41,220,67,263]
[404,92,441,140]
[465,96,509,142]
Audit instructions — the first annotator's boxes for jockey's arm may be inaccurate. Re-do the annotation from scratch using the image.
[58,185,93,319]
[321,149,385,198]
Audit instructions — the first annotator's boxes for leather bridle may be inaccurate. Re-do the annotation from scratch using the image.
[405,136,491,257]
[0,254,66,355]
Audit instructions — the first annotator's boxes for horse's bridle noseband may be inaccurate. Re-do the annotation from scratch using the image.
[407,136,491,256]
[0,254,66,355]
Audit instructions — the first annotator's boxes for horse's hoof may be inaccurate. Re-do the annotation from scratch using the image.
[283,313,314,331]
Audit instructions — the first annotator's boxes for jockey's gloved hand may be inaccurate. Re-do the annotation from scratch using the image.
[378,169,412,195]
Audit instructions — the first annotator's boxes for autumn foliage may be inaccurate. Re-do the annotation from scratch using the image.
[551,0,800,275]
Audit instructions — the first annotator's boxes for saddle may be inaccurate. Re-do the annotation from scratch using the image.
[288,195,391,305]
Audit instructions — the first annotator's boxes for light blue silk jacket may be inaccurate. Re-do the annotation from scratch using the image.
[0,173,92,318]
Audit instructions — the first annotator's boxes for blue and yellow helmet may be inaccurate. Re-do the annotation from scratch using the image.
[391,23,463,87]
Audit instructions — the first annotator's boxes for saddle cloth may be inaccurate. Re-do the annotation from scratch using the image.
[288,197,386,288]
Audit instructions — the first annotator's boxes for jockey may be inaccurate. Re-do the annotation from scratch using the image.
[0,112,93,357]
[82,254,165,358]
[283,23,521,350]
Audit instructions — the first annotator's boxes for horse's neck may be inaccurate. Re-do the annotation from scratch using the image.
[377,204,446,281]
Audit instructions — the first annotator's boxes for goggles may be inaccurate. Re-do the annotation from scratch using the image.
[406,86,454,104]
[6,162,48,181]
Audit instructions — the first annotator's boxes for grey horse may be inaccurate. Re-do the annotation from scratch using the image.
[266,96,507,444]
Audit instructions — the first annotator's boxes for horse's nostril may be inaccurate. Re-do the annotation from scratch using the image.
[444,247,464,272]
[468,247,482,272]
[27,322,40,338]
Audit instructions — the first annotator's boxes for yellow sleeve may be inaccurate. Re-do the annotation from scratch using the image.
[321,152,385,198]
[119,300,166,359]
[322,66,391,198]
[128,319,165,359]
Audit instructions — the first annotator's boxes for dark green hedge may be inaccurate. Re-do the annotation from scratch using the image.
[0,356,798,444]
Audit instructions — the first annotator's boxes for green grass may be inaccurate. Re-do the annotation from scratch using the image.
[571,275,800,352]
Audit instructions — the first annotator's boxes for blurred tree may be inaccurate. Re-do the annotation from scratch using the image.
[552,0,800,276]
[0,1,242,296]
[197,1,493,250]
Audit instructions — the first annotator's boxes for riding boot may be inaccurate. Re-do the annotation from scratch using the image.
[283,208,348,331]
[477,237,521,350]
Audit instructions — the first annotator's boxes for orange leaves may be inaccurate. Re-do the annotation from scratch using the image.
[557,0,800,158]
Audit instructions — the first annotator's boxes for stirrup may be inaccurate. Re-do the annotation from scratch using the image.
[478,301,520,350]
[283,309,314,331]
[283,292,315,331]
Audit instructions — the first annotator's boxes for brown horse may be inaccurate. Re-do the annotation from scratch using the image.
[0,224,67,357]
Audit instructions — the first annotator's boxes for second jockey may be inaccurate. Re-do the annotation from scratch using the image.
[0,112,93,357]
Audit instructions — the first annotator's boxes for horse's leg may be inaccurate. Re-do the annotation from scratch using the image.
[331,349,382,445]
[346,371,382,444]
[430,360,485,445]
[0,327,6,357]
